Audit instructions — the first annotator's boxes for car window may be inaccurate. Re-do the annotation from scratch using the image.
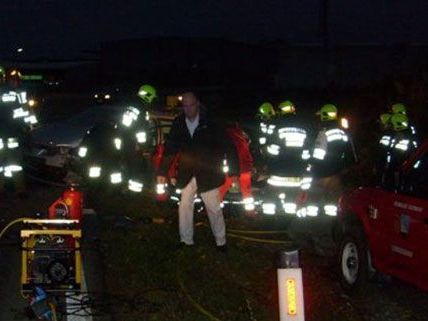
[402,152,428,199]
[66,107,122,127]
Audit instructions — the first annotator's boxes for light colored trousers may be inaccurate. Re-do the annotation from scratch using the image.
[179,177,226,246]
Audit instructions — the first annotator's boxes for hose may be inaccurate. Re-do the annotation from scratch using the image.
[0,217,33,242]
[176,253,222,321]
[227,233,291,245]
[227,228,288,235]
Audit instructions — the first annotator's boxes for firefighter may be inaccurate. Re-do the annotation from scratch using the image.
[78,84,155,193]
[116,106,152,192]
[1,67,38,130]
[381,113,418,186]
[116,84,155,193]
[257,102,276,147]
[0,93,26,195]
[261,100,312,216]
[374,113,394,181]
[390,103,417,138]
[77,119,121,191]
[306,103,355,217]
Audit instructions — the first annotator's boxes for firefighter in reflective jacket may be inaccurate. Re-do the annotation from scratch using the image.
[381,113,418,186]
[114,84,155,192]
[78,85,155,192]
[0,68,38,130]
[375,113,394,181]
[114,105,152,192]
[307,104,354,217]
[262,100,312,216]
[0,92,26,194]
[257,102,276,150]
[390,103,417,139]
[77,119,121,188]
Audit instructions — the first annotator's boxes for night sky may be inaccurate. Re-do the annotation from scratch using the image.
[1,0,428,59]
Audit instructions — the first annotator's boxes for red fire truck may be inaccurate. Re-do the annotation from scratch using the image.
[336,139,428,292]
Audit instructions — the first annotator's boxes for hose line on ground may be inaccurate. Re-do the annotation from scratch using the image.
[227,233,291,245]
[176,253,223,321]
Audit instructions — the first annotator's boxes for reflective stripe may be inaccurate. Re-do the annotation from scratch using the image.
[307,206,319,217]
[0,139,3,150]
[411,126,416,135]
[395,140,409,151]
[4,165,23,178]
[1,92,17,102]
[278,193,286,200]
[300,177,312,190]
[283,202,297,214]
[136,131,147,143]
[243,197,255,211]
[326,128,348,142]
[7,138,19,149]
[17,91,27,104]
[13,107,30,119]
[301,150,310,160]
[222,159,229,173]
[262,203,276,215]
[114,138,122,150]
[268,176,301,187]
[24,115,38,124]
[267,144,280,155]
[121,107,140,127]
[313,148,326,160]
[259,137,267,145]
[88,166,101,178]
[156,183,167,194]
[128,179,143,192]
[324,205,337,216]
[379,135,391,146]
[122,113,133,127]
[78,147,88,158]
[110,172,123,184]
[278,127,307,147]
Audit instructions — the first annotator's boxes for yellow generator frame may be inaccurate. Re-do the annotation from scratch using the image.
[20,219,82,295]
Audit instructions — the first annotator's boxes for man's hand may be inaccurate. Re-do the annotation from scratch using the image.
[157,176,167,185]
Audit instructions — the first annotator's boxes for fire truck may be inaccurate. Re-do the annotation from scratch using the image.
[336,139,428,292]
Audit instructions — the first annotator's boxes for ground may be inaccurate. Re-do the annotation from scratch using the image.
[2,182,427,321]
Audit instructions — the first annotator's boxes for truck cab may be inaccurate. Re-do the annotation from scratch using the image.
[336,139,428,292]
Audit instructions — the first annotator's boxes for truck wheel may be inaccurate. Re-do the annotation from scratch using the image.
[338,229,368,293]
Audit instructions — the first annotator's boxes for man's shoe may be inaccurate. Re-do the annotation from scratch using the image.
[177,242,194,250]
[216,244,227,253]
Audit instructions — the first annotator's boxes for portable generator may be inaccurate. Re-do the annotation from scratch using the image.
[20,219,82,295]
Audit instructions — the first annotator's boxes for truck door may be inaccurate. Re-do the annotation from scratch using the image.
[391,152,428,288]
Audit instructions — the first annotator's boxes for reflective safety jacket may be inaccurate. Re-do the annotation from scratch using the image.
[265,115,311,179]
[258,120,276,147]
[386,129,418,171]
[0,88,38,129]
[311,120,354,177]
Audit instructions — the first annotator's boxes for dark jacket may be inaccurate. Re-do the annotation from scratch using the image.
[158,110,239,193]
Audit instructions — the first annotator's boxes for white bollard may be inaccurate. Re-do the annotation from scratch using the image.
[277,249,305,321]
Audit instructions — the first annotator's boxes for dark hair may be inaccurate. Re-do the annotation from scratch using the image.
[181,90,201,101]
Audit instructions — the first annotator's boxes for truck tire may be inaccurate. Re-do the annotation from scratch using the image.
[338,226,368,293]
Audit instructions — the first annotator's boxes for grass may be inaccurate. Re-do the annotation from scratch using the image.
[93,190,287,321]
